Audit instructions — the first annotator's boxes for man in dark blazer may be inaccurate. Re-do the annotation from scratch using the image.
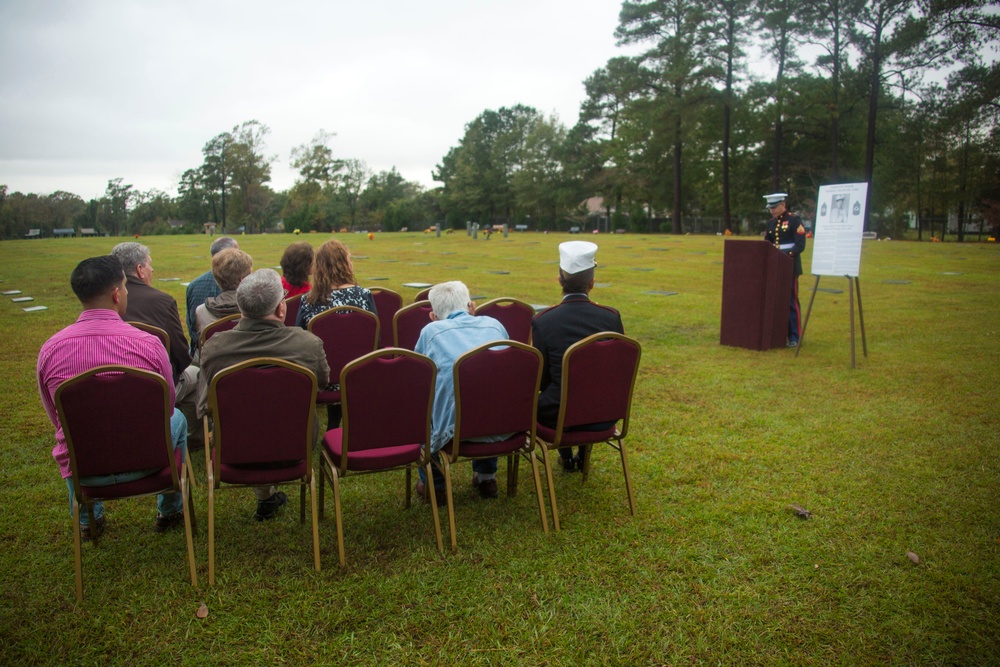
[112,241,200,447]
[531,241,624,472]
[112,242,191,382]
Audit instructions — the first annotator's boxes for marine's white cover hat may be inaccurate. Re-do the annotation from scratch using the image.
[763,192,788,207]
[559,241,598,274]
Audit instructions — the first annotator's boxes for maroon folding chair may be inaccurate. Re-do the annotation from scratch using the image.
[392,301,434,350]
[128,321,171,355]
[283,294,302,327]
[318,348,442,566]
[199,313,240,350]
[306,306,380,410]
[474,297,535,345]
[437,341,548,550]
[534,332,642,531]
[204,358,320,585]
[369,287,403,349]
[55,365,197,601]
[413,287,432,303]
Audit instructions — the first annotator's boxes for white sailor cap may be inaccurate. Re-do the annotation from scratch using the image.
[559,241,598,274]
[763,192,788,208]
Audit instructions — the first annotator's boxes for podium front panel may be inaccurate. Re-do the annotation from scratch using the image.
[720,240,793,350]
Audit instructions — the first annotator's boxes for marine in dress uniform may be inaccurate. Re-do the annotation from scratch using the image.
[762,193,807,347]
[531,241,624,471]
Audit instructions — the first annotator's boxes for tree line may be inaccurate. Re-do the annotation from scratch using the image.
[2,0,998,240]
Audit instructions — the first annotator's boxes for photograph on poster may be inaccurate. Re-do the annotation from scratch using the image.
[810,182,869,277]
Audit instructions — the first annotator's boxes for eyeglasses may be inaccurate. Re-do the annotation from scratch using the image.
[283,289,289,298]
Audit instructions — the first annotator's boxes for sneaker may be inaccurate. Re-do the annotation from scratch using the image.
[80,516,106,541]
[154,511,184,533]
[254,491,288,521]
[415,479,446,505]
[787,339,799,348]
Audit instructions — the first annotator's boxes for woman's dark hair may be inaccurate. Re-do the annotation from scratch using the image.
[306,239,356,305]
[280,242,314,287]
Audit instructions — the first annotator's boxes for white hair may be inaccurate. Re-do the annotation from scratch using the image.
[236,268,284,319]
[428,281,471,320]
[110,242,150,277]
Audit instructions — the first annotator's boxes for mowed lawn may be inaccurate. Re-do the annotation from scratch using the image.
[0,231,997,666]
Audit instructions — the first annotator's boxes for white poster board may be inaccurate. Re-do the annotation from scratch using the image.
[810,182,869,277]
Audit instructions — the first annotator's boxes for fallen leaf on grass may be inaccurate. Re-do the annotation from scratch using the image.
[788,504,811,519]
[196,603,209,619]
[907,552,920,565]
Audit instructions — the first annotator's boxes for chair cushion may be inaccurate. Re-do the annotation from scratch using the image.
[217,459,308,485]
[446,433,527,459]
[316,389,341,404]
[323,428,422,471]
[79,448,184,500]
[535,423,616,447]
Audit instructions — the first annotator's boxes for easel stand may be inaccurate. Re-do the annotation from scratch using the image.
[795,275,868,368]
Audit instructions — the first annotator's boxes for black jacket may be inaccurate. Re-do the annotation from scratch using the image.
[531,294,624,427]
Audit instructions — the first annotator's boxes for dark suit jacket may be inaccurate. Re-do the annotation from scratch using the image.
[531,294,624,427]
[122,276,192,382]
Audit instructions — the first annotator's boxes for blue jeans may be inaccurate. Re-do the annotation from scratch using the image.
[67,408,187,525]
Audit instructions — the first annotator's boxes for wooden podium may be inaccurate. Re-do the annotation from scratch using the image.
[720,240,793,351]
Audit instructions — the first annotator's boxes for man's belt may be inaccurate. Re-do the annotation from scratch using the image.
[779,243,795,251]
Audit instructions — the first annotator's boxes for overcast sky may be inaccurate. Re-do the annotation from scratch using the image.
[0,0,646,200]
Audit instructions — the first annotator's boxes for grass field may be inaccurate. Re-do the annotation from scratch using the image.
[1,231,997,666]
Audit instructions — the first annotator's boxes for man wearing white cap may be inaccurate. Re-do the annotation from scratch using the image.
[762,193,806,347]
[531,241,624,472]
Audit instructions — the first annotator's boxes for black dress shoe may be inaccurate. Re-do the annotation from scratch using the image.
[254,491,288,521]
[561,456,578,473]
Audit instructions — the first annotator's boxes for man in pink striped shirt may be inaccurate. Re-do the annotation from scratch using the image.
[37,256,188,540]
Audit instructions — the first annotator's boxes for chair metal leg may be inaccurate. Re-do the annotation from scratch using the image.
[208,483,216,586]
[299,483,306,524]
[404,466,411,509]
[309,476,321,572]
[317,462,326,520]
[507,454,518,497]
[180,474,198,587]
[72,498,83,603]
[538,445,561,532]
[202,417,212,481]
[581,444,591,482]
[426,463,444,554]
[615,437,637,516]
[442,457,457,552]
[185,458,198,535]
[528,451,549,534]
[332,469,345,568]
